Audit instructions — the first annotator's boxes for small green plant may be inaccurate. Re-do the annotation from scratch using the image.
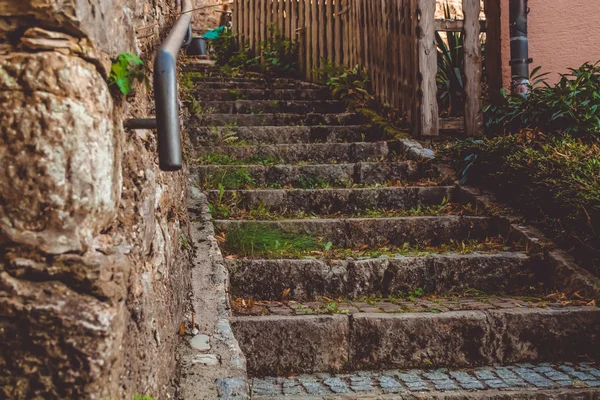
[408,288,424,302]
[327,64,374,108]
[313,58,346,84]
[109,53,144,95]
[202,168,255,190]
[180,233,190,250]
[260,24,298,76]
[134,395,155,400]
[222,224,320,257]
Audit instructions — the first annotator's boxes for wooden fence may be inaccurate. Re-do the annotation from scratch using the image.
[232,0,501,136]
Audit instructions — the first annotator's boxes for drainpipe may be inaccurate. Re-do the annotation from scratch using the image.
[509,0,531,95]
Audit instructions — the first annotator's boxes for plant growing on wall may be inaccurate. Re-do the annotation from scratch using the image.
[108,53,145,95]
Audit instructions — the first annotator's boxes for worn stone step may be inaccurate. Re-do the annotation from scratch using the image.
[232,307,600,376]
[200,112,363,126]
[196,142,406,165]
[193,161,441,190]
[200,99,346,114]
[215,216,503,251]
[250,362,600,398]
[188,76,325,90]
[227,252,541,300]
[191,125,381,146]
[204,186,455,219]
[193,88,332,101]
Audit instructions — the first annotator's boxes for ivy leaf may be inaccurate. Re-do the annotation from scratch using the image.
[115,76,132,95]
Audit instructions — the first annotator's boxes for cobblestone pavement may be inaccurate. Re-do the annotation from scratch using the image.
[251,362,600,398]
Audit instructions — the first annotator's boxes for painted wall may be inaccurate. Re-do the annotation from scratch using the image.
[500,0,600,86]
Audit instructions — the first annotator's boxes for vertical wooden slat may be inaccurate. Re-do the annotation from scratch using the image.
[311,0,319,78]
[260,0,267,46]
[484,0,503,105]
[305,0,312,80]
[245,0,251,45]
[334,0,342,66]
[233,0,240,41]
[326,0,333,62]
[249,0,255,51]
[463,0,483,136]
[278,0,284,33]
[416,0,439,136]
[292,0,298,40]
[285,0,291,38]
[298,0,306,76]
[256,0,262,52]
[318,0,326,69]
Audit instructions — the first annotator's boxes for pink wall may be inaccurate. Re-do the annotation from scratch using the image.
[500,0,600,86]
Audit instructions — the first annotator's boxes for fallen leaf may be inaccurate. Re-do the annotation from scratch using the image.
[179,321,186,336]
[282,288,291,301]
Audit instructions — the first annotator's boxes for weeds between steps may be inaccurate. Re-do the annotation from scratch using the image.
[216,223,515,259]
[209,194,478,220]
[232,288,590,317]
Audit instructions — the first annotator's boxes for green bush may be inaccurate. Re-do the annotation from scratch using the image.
[485,62,600,138]
[259,25,298,76]
[326,64,374,109]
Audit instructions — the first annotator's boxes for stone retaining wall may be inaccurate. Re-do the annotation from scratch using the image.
[0,1,192,399]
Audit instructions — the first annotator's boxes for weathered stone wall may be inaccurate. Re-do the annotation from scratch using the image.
[0,1,192,399]
[192,0,230,34]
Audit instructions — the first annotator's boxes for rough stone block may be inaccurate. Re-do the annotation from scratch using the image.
[0,52,119,254]
[231,315,349,377]
[350,311,495,370]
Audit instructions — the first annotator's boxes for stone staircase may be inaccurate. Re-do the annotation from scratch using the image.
[184,65,600,399]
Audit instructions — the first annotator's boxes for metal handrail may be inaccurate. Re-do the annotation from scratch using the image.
[126,0,193,171]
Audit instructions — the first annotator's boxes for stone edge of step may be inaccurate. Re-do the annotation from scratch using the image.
[177,186,251,400]
[457,185,600,301]
[232,306,600,376]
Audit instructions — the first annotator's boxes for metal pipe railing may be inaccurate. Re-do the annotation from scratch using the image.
[127,0,193,171]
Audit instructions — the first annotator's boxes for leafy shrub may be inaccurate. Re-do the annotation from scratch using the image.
[259,25,298,76]
[109,53,145,95]
[485,62,600,138]
[211,28,240,66]
[312,58,346,84]
[443,132,600,273]
[327,64,374,108]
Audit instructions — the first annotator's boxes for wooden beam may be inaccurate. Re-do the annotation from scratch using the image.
[463,0,484,136]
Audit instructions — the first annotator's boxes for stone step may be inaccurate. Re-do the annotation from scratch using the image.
[204,186,455,219]
[231,306,600,376]
[189,77,325,90]
[193,88,332,101]
[199,112,363,126]
[214,216,503,252]
[191,125,381,146]
[195,141,406,165]
[193,161,442,190]
[227,252,541,300]
[250,362,600,398]
[200,99,346,114]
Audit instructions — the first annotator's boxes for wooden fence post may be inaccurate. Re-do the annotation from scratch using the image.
[416,0,439,136]
[463,0,484,136]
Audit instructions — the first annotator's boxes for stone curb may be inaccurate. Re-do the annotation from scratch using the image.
[177,186,250,399]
